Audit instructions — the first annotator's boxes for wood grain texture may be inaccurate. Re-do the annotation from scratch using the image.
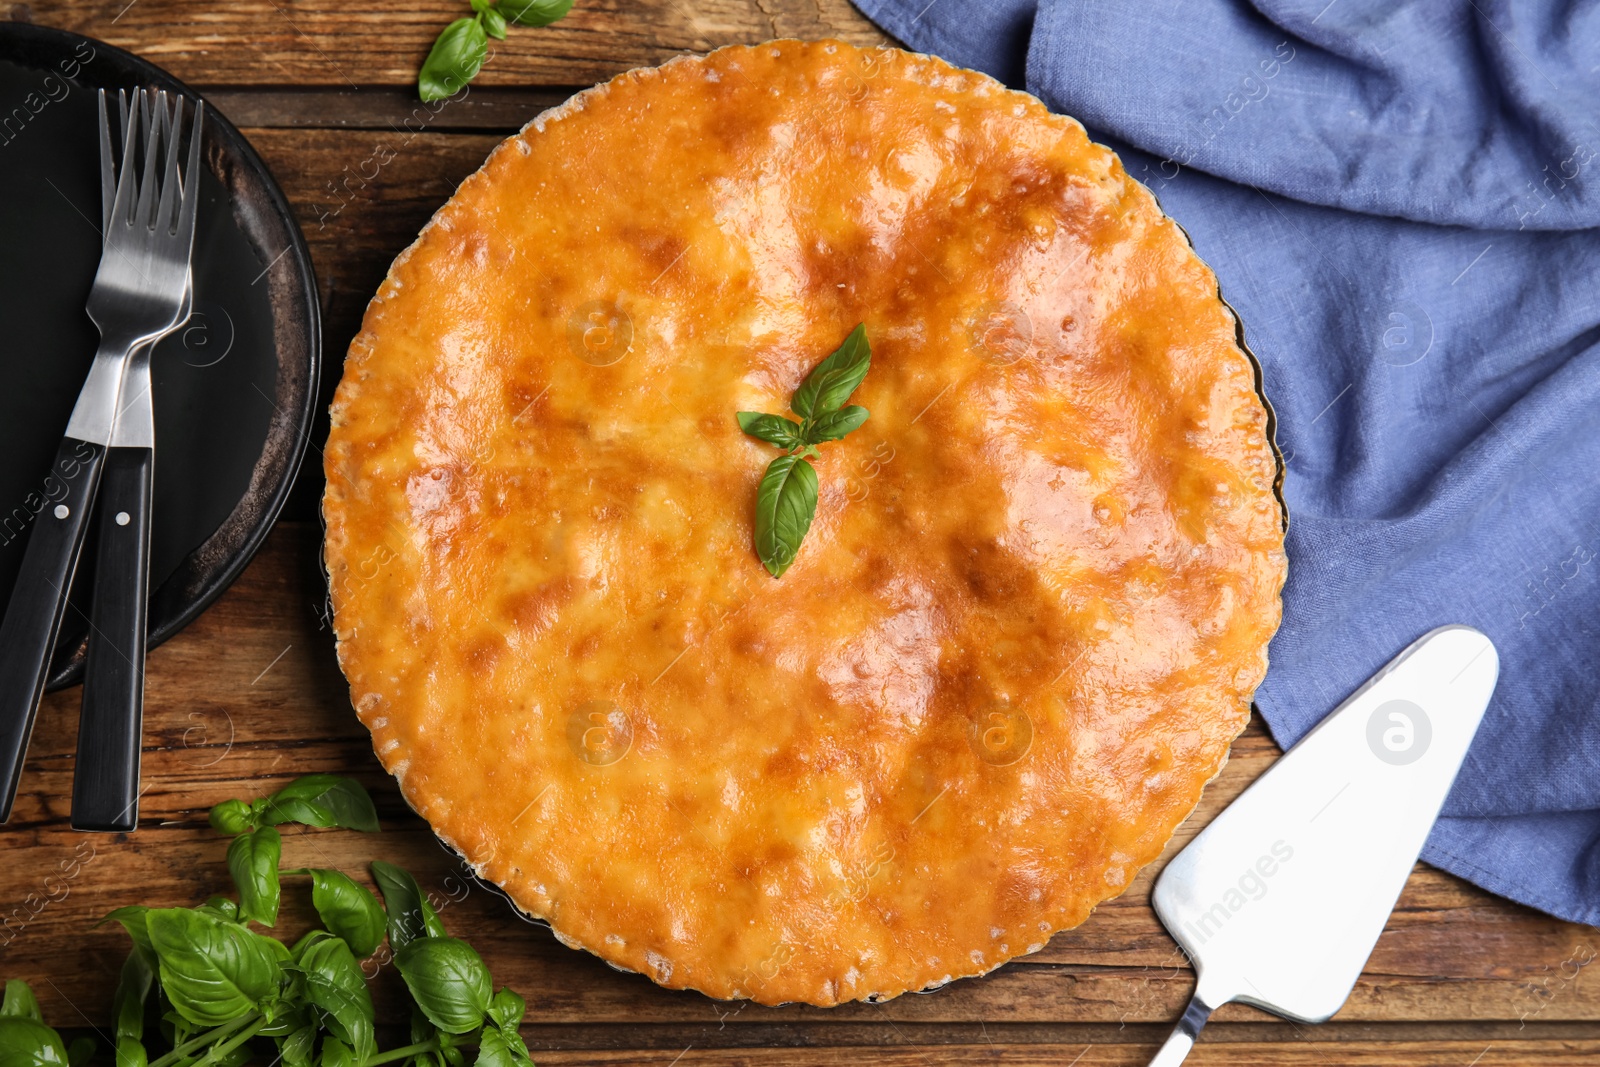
[0,524,1595,1065]
[12,0,888,87]
[3,2,1598,1059]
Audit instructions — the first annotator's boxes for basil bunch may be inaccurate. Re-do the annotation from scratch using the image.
[737,324,873,577]
[0,775,535,1067]
[418,0,574,102]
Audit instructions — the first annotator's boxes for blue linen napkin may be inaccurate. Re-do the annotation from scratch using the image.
[853,0,1600,926]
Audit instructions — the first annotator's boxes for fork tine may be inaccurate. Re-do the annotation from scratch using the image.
[108,90,142,230]
[155,95,185,235]
[133,89,164,230]
[97,90,114,235]
[175,100,205,249]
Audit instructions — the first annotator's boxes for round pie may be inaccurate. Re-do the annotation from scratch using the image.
[323,39,1287,1006]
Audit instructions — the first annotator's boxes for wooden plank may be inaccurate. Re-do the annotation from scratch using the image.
[16,0,889,88]
[515,1042,1600,1066]
[1,523,1596,1040]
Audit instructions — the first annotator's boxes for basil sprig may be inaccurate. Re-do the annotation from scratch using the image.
[418,0,575,102]
[20,774,541,1067]
[737,324,872,577]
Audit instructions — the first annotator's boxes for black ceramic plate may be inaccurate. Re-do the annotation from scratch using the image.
[0,23,318,689]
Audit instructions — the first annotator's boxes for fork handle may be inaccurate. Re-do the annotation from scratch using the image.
[72,447,153,832]
[0,437,107,822]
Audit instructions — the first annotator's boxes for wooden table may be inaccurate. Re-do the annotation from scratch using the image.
[4,2,1598,1063]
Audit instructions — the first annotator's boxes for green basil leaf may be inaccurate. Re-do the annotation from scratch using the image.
[98,906,154,962]
[227,826,282,926]
[63,1039,91,1067]
[736,412,805,449]
[481,6,508,39]
[418,17,488,103]
[298,936,376,1062]
[113,1037,145,1067]
[0,1017,68,1066]
[208,799,255,835]
[195,897,240,924]
[473,1027,531,1067]
[753,454,818,578]
[485,988,525,1031]
[146,908,282,1027]
[304,870,386,957]
[318,1036,354,1067]
[370,861,445,950]
[0,981,41,1022]
[278,1025,315,1067]
[112,951,153,1041]
[252,796,332,829]
[804,404,869,443]
[259,776,379,833]
[790,323,870,419]
[394,937,492,1035]
[257,1003,309,1038]
[498,0,573,27]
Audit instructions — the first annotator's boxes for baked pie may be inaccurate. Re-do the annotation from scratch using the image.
[324,39,1287,1006]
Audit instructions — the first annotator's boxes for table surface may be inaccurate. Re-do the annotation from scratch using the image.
[4,1,1599,1064]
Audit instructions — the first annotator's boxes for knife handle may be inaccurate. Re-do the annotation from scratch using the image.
[72,447,153,833]
[0,437,107,822]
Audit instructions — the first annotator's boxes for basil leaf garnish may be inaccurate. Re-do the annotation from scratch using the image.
[736,325,872,576]
[418,17,488,103]
[791,323,870,419]
[806,404,870,443]
[754,455,819,578]
[394,937,493,1035]
[736,412,806,449]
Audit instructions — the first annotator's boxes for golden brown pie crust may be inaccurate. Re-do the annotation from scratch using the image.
[324,39,1287,1006]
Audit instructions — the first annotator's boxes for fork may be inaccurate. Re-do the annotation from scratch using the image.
[71,89,202,832]
[0,86,202,823]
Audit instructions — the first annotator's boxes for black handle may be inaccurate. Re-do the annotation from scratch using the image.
[0,437,106,822]
[72,447,153,832]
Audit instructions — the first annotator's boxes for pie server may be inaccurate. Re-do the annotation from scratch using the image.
[1147,625,1499,1065]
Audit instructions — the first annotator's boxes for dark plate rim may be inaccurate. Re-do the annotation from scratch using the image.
[0,20,321,689]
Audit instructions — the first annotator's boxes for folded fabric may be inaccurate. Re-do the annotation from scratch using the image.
[854,0,1600,926]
